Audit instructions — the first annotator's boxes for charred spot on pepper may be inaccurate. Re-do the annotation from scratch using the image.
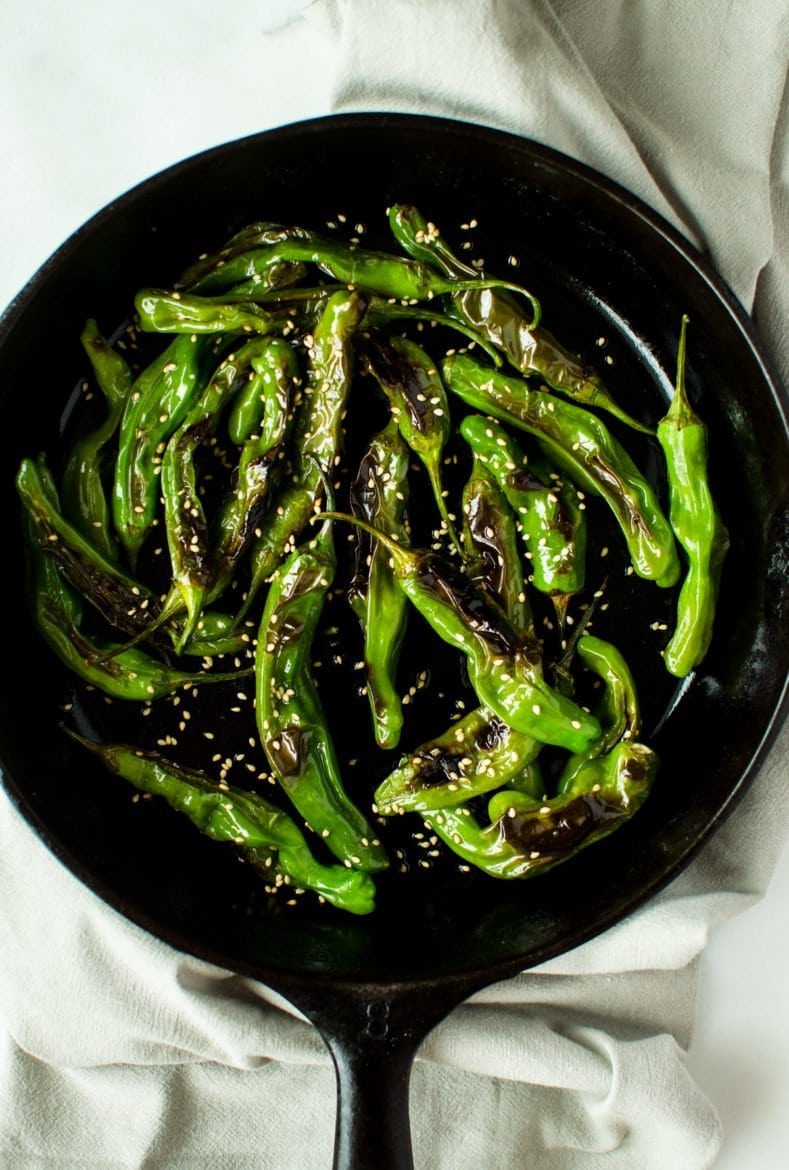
[414,555,518,656]
[363,337,433,431]
[498,790,627,854]
[266,727,309,783]
[474,715,509,752]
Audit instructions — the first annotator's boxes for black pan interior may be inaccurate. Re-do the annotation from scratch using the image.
[1,114,786,988]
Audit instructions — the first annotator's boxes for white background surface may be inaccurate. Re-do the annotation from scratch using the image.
[0,3,787,1167]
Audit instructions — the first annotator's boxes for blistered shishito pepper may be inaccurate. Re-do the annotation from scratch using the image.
[160,338,276,648]
[348,417,410,750]
[322,512,600,753]
[61,320,132,559]
[388,203,651,433]
[240,289,367,617]
[375,708,540,814]
[176,229,542,322]
[134,289,292,337]
[556,634,642,794]
[212,340,300,603]
[65,732,376,915]
[443,354,680,587]
[657,317,729,677]
[375,456,540,813]
[460,413,586,626]
[113,334,215,566]
[255,516,388,874]
[425,739,656,879]
[461,454,533,635]
[25,521,247,701]
[227,338,300,446]
[364,332,462,553]
[178,221,313,292]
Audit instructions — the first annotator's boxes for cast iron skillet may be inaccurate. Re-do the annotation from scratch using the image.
[1,114,787,1169]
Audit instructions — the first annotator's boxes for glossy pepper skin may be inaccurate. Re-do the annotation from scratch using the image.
[348,416,410,750]
[363,332,462,553]
[443,354,680,588]
[388,203,651,434]
[134,290,292,337]
[460,413,586,625]
[61,320,132,559]
[177,221,313,292]
[323,513,600,753]
[424,739,656,879]
[212,340,301,603]
[376,458,541,813]
[113,334,215,566]
[177,229,542,322]
[240,290,367,617]
[18,455,163,640]
[657,317,729,677]
[160,338,276,649]
[375,707,540,814]
[66,732,376,916]
[556,634,642,794]
[461,452,533,635]
[255,518,388,874]
[25,521,247,701]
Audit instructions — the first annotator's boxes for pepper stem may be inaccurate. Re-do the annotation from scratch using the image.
[314,512,415,572]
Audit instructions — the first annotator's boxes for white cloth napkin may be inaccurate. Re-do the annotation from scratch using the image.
[1,1,788,1167]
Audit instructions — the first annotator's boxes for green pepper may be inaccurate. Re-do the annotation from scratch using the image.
[322,513,600,753]
[363,332,462,554]
[388,203,651,433]
[425,740,656,879]
[25,523,247,701]
[176,230,542,323]
[375,708,540,814]
[61,320,132,559]
[239,289,367,617]
[113,334,216,566]
[461,453,533,635]
[556,634,641,794]
[160,338,276,649]
[348,417,410,750]
[657,317,729,677]
[443,354,680,587]
[134,290,292,337]
[178,220,314,292]
[211,340,301,604]
[255,517,388,874]
[460,413,586,625]
[65,732,376,915]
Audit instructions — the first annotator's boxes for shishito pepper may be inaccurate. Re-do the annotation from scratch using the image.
[255,516,388,874]
[25,519,247,701]
[348,416,410,750]
[657,317,729,677]
[443,354,680,587]
[61,320,132,560]
[321,513,600,753]
[113,334,216,566]
[240,289,367,616]
[388,203,651,433]
[172,228,542,323]
[460,413,586,625]
[65,732,376,916]
[425,739,656,879]
[375,708,541,814]
[556,634,642,794]
[461,452,533,635]
[364,332,462,554]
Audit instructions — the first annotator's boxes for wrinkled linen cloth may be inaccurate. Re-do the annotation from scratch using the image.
[1,1,788,1167]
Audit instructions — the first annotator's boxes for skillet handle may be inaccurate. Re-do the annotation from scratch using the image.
[294,981,470,1170]
[326,1014,418,1170]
